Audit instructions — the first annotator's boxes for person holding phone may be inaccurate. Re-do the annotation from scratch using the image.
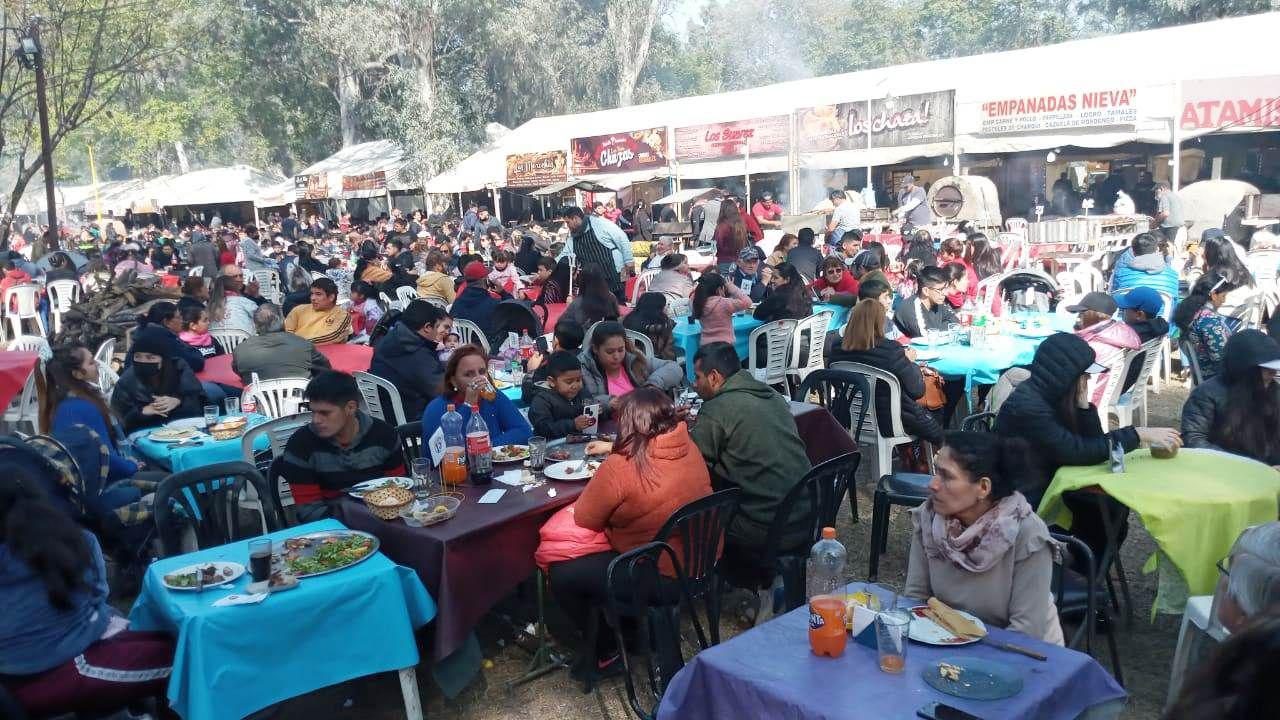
[528,352,608,440]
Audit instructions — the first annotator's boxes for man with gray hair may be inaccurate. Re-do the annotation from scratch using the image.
[230,303,331,385]
[643,236,674,271]
[1216,522,1280,633]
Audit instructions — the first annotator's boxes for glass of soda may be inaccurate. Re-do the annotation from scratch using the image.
[248,538,273,584]
[875,609,911,674]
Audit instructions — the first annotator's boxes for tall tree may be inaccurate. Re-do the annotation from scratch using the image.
[607,0,670,106]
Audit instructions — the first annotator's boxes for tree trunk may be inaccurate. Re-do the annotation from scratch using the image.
[336,55,361,147]
[174,140,190,173]
[609,0,664,107]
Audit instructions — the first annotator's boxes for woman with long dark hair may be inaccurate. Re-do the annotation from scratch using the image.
[560,263,621,328]
[137,300,208,372]
[546,387,712,672]
[109,327,206,433]
[753,261,812,323]
[967,234,1003,279]
[768,233,797,267]
[39,345,143,482]
[1173,271,1237,379]
[713,200,748,272]
[1200,229,1256,318]
[622,292,678,360]
[207,270,257,336]
[899,230,937,267]
[579,321,684,411]
[691,271,751,347]
[0,473,176,717]
[1182,330,1280,465]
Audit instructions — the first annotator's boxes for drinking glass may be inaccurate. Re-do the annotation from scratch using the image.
[411,458,435,498]
[248,538,273,584]
[947,323,963,345]
[528,436,547,471]
[875,609,911,674]
[203,404,220,429]
[224,397,240,416]
[925,329,941,349]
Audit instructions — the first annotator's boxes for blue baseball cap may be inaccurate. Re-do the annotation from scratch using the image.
[1114,287,1164,318]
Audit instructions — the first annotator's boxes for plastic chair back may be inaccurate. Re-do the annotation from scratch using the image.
[7,335,49,354]
[631,268,660,304]
[1180,337,1204,387]
[96,361,120,396]
[653,488,740,592]
[395,285,420,307]
[154,461,281,557]
[787,310,834,386]
[240,412,312,507]
[625,329,655,359]
[210,328,251,352]
[395,420,423,467]
[746,319,797,391]
[452,318,490,352]
[795,368,870,436]
[1095,347,1135,432]
[46,279,81,333]
[94,337,116,366]
[354,371,408,426]
[829,361,910,441]
[243,377,309,419]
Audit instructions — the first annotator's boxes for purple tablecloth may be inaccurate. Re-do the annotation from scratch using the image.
[658,583,1126,720]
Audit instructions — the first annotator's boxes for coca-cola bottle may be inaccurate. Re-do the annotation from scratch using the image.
[465,403,493,485]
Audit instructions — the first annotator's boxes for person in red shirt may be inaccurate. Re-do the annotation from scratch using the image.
[939,237,978,307]
[812,256,859,301]
[751,192,783,229]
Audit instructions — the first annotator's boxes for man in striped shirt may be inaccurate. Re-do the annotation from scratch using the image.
[281,371,405,522]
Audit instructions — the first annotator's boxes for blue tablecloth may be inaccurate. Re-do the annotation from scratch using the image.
[658,583,1125,720]
[672,303,850,380]
[917,313,1075,390]
[129,519,436,720]
[129,414,273,472]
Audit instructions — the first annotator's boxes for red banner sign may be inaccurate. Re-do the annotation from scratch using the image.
[505,151,567,187]
[978,88,1140,134]
[571,127,667,174]
[1180,75,1280,131]
[341,171,387,193]
[674,116,790,161]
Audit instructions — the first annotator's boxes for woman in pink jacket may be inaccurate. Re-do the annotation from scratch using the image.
[692,272,752,346]
[1068,292,1140,406]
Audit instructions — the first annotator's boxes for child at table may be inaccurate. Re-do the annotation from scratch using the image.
[528,352,606,440]
[487,250,524,295]
[437,331,460,364]
[522,320,585,405]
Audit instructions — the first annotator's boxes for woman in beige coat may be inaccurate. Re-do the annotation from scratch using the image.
[905,431,1064,645]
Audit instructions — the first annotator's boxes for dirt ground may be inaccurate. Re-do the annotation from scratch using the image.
[255,387,1195,720]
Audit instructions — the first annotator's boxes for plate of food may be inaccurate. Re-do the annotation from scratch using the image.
[492,378,513,390]
[347,477,414,499]
[923,657,1023,700]
[166,417,210,431]
[162,561,244,591]
[909,598,987,645]
[492,444,530,463]
[543,459,601,481]
[281,530,380,578]
[545,447,573,462]
[148,426,202,443]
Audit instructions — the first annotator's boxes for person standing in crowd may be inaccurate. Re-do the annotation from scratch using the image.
[906,432,1063,644]
[690,342,811,582]
[1181,330,1280,466]
[729,246,769,302]
[240,223,272,275]
[188,228,219,280]
[232,304,331,384]
[893,265,958,338]
[1154,182,1184,248]
[281,371,405,522]
[825,190,859,248]
[284,278,351,345]
[1174,271,1238,380]
[786,228,824,282]
[632,200,654,242]
[713,201,749,274]
[691,272,752,347]
[896,175,932,227]
[752,192,783,229]
[557,206,634,300]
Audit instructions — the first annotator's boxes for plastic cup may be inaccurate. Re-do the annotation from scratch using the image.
[528,436,547,471]
[224,397,240,416]
[875,609,910,673]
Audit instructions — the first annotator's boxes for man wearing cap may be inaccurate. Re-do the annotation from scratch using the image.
[729,246,769,302]
[556,205,634,299]
[896,175,932,227]
[450,260,506,338]
[1068,291,1140,405]
[1115,286,1169,392]
[825,189,859,247]
[370,300,453,420]
[752,192,783,229]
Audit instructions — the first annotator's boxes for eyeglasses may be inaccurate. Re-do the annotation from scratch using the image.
[1217,558,1230,577]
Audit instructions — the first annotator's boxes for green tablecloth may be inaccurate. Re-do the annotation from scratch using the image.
[1040,448,1280,611]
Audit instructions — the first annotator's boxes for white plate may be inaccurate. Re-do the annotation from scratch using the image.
[1012,325,1055,338]
[543,459,601,482]
[148,426,202,443]
[166,417,210,430]
[908,605,987,646]
[492,444,530,463]
[347,476,415,499]
[162,561,245,591]
[913,349,941,361]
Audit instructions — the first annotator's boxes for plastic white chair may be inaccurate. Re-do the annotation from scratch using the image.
[786,310,834,390]
[240,412,313,513]
[421,296,449,310]
[395,285,420,308]
[2,365,39,435]
[354,371,408,426]
[631,268,660,304]
[243,377,310,419]
[97,361,119,396]
[3,284,45,338]
[452,318,490,353]
[1166,595,1229,710]
[1005,217,1028,236]
[381,291,403,313]
[624,329,655,360]
[46,279,81,335]
[973,274,1002,315]
[94,337,116,367]
[830,360,919,480]
[1093,348,1134,432]
[187,265,204,279]
[746,319,797,393]
[8,335,49,354]
[1108,337,1163,428]
[210,329,251,352]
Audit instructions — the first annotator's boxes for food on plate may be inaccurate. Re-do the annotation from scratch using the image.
[546,448,571,461]
[150,426,199,442]
[938,662,963,682]
[926,597,985,638]
[283,537,313,551]
[492,444,528,461]
[284,533,375,576]
[164,563,228,587]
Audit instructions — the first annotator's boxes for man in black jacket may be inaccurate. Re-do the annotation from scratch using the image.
[369,300,451,421]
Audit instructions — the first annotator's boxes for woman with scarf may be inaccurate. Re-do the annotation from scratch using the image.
[905,431,1064,644]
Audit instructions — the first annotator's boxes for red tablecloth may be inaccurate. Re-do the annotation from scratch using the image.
[0,351,39,408]
[541,302,634,330]
[196,343,373,388]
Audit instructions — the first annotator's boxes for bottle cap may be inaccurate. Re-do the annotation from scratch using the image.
[446,403,455,412]
[821,527,836,539]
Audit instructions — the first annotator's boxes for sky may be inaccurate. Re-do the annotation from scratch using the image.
[666,0,710,38]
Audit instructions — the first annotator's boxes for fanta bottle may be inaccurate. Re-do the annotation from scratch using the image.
[807,527,847,657]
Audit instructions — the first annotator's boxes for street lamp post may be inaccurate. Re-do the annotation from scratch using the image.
[15,19,58,255]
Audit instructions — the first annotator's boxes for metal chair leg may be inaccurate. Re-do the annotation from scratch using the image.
[507,569,570,690]
[867,489,888,581]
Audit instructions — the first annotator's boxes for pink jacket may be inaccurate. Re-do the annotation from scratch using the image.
[697,282,752,346]
[1076,319,1140,405]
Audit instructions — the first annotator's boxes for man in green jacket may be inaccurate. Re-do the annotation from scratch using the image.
[691,342,813,564]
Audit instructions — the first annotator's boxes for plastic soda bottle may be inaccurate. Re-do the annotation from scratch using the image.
[519,330,535,361]
[807,527,848,658]
[465,403,493,485]
[439,404,467,487]
[241,372,260,414]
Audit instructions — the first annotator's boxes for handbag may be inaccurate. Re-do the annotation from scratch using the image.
[534,504,612,571]
[917,365,947,411]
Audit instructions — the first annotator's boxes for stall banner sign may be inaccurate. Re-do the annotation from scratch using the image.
[674,115,790,161]
[978,88,1140,134]
[294,174,329,200]
[571,127,667,174]
[341,171,387,193]
[505,151,568,187]
[797,90,954,152]
[1180,75,1280,131]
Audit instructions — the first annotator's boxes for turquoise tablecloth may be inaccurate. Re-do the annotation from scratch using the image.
[129,519,436,720]
[918,313,1075,390]
[672,303,849,380]
[129,414,273,472]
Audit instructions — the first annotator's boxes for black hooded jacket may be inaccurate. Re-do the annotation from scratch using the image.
[994,333,1140,505]
[369,322,445,421]
[1181,330,1280,465]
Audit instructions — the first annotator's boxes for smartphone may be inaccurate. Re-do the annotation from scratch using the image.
[538,331,555,354]
[583,403,601,435]
[917,702,983,720]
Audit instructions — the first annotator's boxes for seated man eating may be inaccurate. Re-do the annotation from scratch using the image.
[284,277,352,345]
[280,371,404,522]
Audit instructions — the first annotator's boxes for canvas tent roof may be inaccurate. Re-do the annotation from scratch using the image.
[155,165,285,207]
[422,12,1280,192]
[289,139,415,199]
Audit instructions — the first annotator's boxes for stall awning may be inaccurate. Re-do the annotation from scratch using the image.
[675,155,789,181]
[653,188,718,205]
[530,179,616,196]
